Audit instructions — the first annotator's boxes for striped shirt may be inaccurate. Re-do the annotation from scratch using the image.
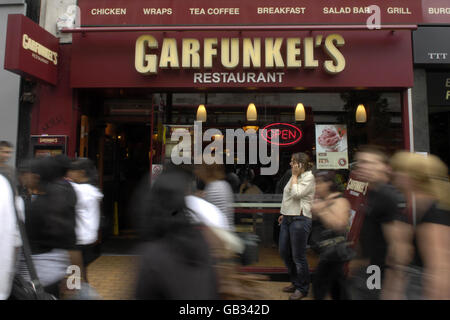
[204,180,235,231]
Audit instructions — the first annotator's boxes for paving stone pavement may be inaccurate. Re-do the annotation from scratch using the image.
[86,255,313,300]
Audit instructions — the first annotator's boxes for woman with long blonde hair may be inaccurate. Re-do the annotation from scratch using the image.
[387,152,450,300]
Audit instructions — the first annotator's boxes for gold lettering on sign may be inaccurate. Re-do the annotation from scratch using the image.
[182,39,200,68]
[22,34,58,65]
[134,35,346,75]
[304,37,319,68]
[203,38,218,69]
[324,34,346,74]
[221,38,239,69]
[159,38,179,68]
[243,38,261,68]
[286,38,302,68]
[39,138,58,144]
[265,38,284,68]
[135,35,158,74]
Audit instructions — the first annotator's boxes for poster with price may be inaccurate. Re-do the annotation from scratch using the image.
[315,124,349,169]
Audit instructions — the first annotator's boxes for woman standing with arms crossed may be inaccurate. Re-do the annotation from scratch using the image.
[278,153,315,300]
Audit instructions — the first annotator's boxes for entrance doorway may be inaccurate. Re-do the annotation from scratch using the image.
[101,123,151,238]
[78,89,155,240]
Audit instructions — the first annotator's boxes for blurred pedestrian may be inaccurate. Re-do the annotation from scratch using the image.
[0,141,15,185]
[387,152,450,300]
[278,152,315,300]
[238,168,262,195]
[18,156,78,298]
[311,170,353,300]
[194,163,235,231]
[225,170,240,194]
[17,160,39,205]
[133,166,219,299]
[0,170,24,299]
[67,158,103,282]
[349,145,407,300]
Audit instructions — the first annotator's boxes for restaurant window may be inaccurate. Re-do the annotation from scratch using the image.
[163,91,403,264]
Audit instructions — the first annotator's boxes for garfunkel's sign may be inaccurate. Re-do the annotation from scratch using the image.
[4,14,59,85]
[135,34,346,80]
[71,30,414,88]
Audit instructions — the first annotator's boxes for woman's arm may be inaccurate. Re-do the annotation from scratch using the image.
[381,220,414,300]
[417,223,450,300]
[314,197,350,231]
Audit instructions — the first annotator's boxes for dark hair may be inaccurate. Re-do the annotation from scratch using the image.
[0,141,13,148]
[291,152,313,171]
[132,166,208,265]
[315,170,339,192]
[32,157,59,183]
[357,145,389,165]
[70,158,99,186]
[53,155,71,179]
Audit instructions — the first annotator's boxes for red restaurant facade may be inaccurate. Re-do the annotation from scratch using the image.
[6,0,450,271]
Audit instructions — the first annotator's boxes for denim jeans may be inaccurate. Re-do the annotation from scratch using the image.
[279,215,312,295]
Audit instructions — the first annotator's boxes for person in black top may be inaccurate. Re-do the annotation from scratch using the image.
[387,152,450,300]
[133,165,219,300]
[20,156,78,298]
[349,146,408,300]
[311,170,352,300]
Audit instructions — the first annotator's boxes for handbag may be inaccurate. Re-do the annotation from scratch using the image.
[319,237,356,263]
[6,177,56,300]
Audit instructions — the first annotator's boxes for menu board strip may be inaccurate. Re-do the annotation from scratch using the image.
[75,0,450,26]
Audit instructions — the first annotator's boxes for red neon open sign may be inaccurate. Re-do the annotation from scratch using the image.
[260,123,303,146]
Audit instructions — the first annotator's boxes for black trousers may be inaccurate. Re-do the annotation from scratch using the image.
[313,259,349,300]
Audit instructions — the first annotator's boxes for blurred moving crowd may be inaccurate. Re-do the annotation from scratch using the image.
[0,140,449,300]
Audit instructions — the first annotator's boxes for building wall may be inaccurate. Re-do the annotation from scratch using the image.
[30,44,80,157]
[27,0,79,157]
[0,0,26,166]
[39,0,74,43]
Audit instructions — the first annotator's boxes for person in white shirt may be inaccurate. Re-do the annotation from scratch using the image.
[277,152,315,300]
[0,173,24,300]
[67,158,103,283]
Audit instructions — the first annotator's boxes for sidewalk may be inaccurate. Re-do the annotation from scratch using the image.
[86,255,313,300]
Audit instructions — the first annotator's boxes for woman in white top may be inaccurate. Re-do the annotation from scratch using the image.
[277,152,315,300]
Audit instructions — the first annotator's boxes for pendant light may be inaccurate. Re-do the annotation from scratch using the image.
[246,103,257,121]
[196,104,207,122]
[295,103,305,121]
[355,104,367,123]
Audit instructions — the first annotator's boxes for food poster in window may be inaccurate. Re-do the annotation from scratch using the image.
[315,124,349,169]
